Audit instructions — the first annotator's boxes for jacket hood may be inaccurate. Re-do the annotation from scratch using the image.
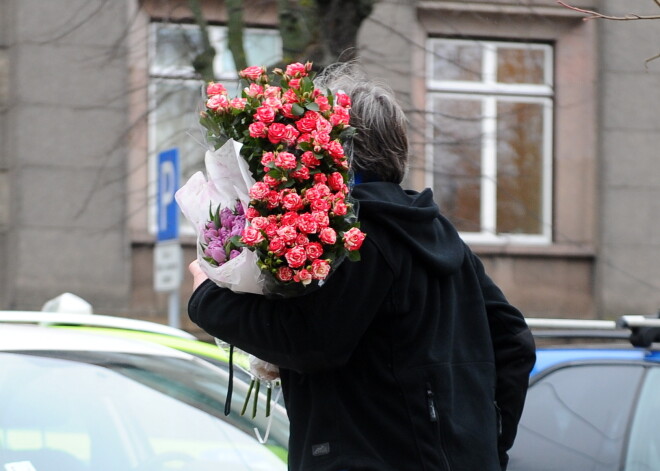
[351,182,465,275]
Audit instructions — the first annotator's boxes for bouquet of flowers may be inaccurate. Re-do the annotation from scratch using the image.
[176,61,366,419]
[197,61,365,296]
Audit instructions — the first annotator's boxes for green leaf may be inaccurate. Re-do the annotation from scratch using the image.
[291,103,305,116]
[347,250,361,262]
[305,102,320,112]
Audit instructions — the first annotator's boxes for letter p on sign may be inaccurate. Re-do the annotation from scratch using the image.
[157,148,180,241]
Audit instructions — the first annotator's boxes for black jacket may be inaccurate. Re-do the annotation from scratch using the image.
[188,182,536,471]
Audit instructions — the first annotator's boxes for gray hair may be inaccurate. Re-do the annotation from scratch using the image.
[315,63,409,183]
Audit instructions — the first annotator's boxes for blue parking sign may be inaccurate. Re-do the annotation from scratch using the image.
[157,148,180,241]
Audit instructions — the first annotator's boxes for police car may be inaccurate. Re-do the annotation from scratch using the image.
[508,315,660,471]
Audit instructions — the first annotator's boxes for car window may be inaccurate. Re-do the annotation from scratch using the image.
[0,352,287,471]
[625,367,660,471]
[508,364,644,471]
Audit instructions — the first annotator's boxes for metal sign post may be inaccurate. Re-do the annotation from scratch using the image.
[154,148,182,328]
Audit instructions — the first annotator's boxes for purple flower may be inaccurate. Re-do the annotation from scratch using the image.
[205,239,227,265]
[220,207,236,228]
[229,249,241,260]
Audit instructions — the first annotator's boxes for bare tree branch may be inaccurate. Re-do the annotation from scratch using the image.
[557,1,660,21]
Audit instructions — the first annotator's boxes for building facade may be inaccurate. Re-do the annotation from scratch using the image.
[1,0,659,327]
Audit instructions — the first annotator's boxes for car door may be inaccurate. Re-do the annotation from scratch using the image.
[507,363,645,471]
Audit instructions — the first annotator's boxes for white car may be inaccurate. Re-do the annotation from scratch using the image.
[0,324,289,471]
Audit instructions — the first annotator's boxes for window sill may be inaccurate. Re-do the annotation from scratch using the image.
[471,243,595,259]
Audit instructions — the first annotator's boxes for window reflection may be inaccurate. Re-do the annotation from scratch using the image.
[496,101,544,235]
[508,364,643,471]
[432,96,482,232]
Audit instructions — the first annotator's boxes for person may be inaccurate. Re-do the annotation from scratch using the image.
[187,65,536,471]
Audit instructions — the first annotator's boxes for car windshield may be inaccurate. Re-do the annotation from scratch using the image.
[0,351,287,471]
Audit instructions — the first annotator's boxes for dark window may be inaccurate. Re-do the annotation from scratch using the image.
[508,364,643,471]
[625,367,660,470]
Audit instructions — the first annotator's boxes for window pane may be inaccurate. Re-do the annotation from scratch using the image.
[497,46,547,84]
[153,24,204,75]
[431,41,482,82]
[432,96,483,232]
[153,80,205,180]
[508,365,643,471]
[215,29,282,79]
[625,368,660,471]
[496,100,544,235]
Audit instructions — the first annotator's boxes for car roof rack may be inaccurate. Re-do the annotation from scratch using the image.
[0,311,196,340]
[526,313,660,348]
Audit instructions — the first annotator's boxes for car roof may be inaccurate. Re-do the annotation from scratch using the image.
[0,324,194,358]
[0,310,195,339]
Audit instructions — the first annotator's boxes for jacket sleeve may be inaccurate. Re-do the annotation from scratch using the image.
[468,248,536,470]
[187,237,394,373]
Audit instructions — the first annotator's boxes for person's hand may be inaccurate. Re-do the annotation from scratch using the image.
[189,260,209,292]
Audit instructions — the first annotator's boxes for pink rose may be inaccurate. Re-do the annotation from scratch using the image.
[291,166,310,181]
[255,106,276,124]
[249,182,270,200]
[206,82,226,96]
[315,117,332,133]
[301,151,320,168]
[249,121,268,138]
[311,259,331,280]
[230,97,247,110]
[282,89,299,104]
[325,140,345,159]
[333,200,348,216]
[343,227,366,251]
[294,268,313,285]
[264,223,279,238]
[281,211,299,227]
[305,242,324,260]
[297,213,318,234]
[312,130,330,147]
[310,198,331,212]
[314,95,331,112]
[311,210,329,228]
[296,113,318,133]
[335,92,351,108]
[250,217,269,230]
[282,192,304,211]
[266,190,281,209]
[291,269,311,285]
[288,78,301,89]
[330,107,350,126]
[263,175,280,188]
[296,233,310,246]
[285,62,308,77]
[328,172,344,191]
[245,207,260,220]
[206,94,229,111]
[275,151,297,170]
[277,225,298,243]
[268,237,287,256]
[313,173,327,184]
[264,85,282,98]
[267,123,287,144]
[281,103,295,119]
[241,227,264,246]
[245,83,264,97]
[240,65,266,81]
[285,246,307,268]
[277,266,294,282]
[319,227,337,245]
[260,151,275,166]
[282,125,300,146]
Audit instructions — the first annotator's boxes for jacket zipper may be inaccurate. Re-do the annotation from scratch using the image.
[426,383,452,471]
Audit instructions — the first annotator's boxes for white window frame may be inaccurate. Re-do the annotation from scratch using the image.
[426,38,554,245]
[147,22,281,237]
